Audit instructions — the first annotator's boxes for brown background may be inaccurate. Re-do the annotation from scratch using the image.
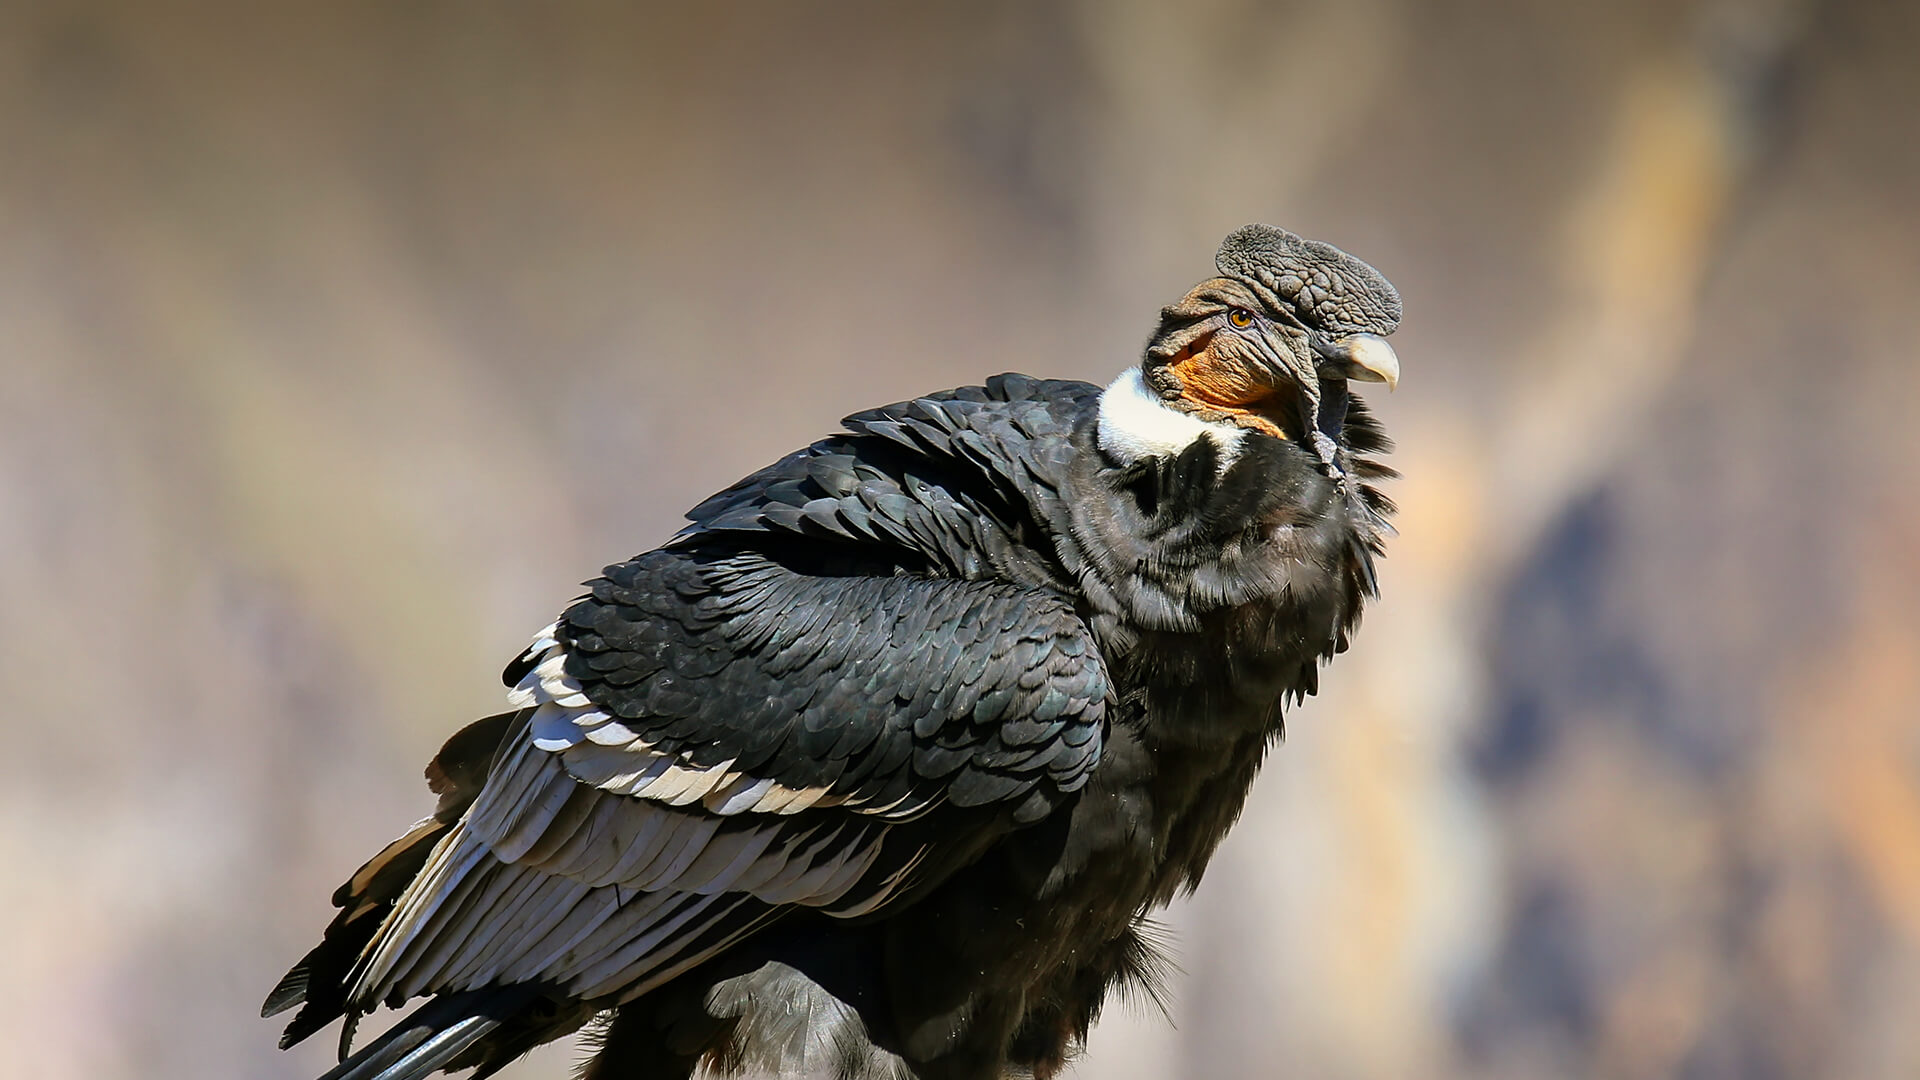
[3,1,1918,1077]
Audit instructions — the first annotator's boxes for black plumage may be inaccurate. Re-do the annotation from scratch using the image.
[267,224,1403,1080]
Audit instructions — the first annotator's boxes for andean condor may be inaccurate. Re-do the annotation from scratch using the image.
[265,224,1403,1080]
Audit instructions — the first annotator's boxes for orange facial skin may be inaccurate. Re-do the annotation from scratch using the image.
[1167,331,1295,441]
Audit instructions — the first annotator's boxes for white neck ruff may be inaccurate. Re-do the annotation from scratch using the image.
[1095,367,1244,466]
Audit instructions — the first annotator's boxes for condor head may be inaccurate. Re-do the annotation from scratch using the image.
[1136,224,1400,474]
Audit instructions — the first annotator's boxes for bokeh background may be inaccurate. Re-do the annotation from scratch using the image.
[4,1,1918,1077]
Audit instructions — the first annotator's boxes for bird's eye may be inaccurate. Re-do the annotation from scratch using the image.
[1227,308,1255,328]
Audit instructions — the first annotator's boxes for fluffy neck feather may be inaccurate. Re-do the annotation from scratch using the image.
[1095,367,1244,466]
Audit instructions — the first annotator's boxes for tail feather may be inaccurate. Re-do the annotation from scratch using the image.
[262,965,311,1020]
[268,816,453,1048]
[269,712,521,1050]
[316,986,541,1080]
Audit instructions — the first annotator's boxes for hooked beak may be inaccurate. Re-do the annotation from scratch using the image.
[1313,332,1399,390]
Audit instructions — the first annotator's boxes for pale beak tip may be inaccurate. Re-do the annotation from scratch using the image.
[1346,333,1400,391]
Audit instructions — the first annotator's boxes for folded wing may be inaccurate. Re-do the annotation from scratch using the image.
[336,543,1108,1018]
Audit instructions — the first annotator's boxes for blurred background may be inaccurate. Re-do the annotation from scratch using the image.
[3,1,1917,1077]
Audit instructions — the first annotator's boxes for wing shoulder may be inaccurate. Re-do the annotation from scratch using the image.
[675,375,1100,580]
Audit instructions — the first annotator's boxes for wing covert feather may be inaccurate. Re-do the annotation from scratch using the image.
[538,548,1108,819]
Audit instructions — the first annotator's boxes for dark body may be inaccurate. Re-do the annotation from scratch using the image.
[588,378,1392,1079]
[268,225,1400,1080]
